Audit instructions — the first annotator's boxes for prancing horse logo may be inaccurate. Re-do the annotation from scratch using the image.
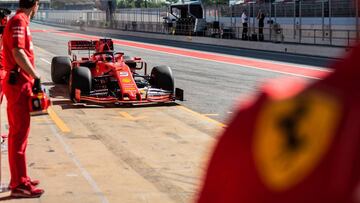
[253,91,341,191]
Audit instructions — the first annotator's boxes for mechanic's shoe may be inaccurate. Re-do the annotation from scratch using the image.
[10,182,44,198]
[29,179,40,186]
[26,177,40,186]
[10,179,40,189]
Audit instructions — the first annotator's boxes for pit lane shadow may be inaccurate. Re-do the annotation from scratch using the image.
[0,186,11,201]
[47,83,181,110]
[0,196,13,201]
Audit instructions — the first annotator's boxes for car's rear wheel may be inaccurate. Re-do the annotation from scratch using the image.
[150,66,174,92]
[51,56,71,84]
[69,66,92,102]
[123,55,137,69]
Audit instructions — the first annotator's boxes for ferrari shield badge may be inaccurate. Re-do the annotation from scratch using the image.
[122,78,131,83]
[253,91,341,191]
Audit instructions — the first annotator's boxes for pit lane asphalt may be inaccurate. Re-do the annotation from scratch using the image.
[30,22,335,124]
[0,44,222,202]
[0,22,337,202]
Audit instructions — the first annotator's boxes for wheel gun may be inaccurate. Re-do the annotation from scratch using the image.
[29,79,51,116]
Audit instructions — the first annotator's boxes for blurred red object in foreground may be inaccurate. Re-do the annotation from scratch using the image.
[197,43,360,203]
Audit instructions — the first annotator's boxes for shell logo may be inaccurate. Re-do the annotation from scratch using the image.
[122,78,131,83]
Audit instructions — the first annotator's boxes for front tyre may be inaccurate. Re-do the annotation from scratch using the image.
[150,66,174,92]
[69,66,92,102]
[51,56,71,84]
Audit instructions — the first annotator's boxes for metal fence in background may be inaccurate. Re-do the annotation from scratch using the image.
[35,0,359,47]
[205,0,357,28]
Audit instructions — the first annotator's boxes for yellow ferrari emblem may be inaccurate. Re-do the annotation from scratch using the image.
[122,78,131,83]
[253,91,341,191]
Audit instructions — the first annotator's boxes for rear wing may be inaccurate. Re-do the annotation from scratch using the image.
[68,40,96,55]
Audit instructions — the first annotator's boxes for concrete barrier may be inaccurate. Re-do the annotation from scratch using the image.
[34,20,351,59]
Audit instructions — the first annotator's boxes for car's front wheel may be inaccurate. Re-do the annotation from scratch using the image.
[150,65,174,92]
[51,56,71,84]
[69,66,92,102]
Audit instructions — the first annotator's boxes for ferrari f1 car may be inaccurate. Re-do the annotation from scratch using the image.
[51,38,183,104]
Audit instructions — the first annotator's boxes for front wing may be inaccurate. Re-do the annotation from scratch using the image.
[74,88,181,104]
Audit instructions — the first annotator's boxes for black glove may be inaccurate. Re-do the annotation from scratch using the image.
[33,78,41,94]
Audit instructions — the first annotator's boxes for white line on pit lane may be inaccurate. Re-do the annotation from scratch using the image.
[47,118,109,203]
[39,52,108,202]
[40,58,51,64]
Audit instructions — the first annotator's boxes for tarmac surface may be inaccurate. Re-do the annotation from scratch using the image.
[0,22,338,202]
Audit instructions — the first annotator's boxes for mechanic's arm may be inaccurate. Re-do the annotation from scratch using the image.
[12,48,40,79]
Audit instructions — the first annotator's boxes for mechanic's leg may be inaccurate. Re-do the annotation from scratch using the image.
[6,87,30,189]
[6,103,16,189]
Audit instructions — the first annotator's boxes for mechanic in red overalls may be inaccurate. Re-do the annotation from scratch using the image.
[0,8,11,99]
[197,44,360,202]
[2,0,44,198]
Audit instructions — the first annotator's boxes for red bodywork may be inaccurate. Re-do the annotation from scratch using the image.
[68,39,176,104]
[197,45,360,203]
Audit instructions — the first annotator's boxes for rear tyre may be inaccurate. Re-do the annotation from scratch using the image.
[150,66,174,92]
[51,56,71,84]
[123,55,136,69]
[69,66,92,102]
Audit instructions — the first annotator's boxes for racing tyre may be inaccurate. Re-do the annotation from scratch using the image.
[150,66,174,92]
[51,56,71,84]
[123,55,136,69]
[69,66,92,102]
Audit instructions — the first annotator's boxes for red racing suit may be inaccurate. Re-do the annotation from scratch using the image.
[197,44,360,203]
[0,15,9,98]
[2,10,35,189]
[0,36,4,99]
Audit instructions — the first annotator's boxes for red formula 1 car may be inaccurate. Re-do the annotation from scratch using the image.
[51,38,183,104]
